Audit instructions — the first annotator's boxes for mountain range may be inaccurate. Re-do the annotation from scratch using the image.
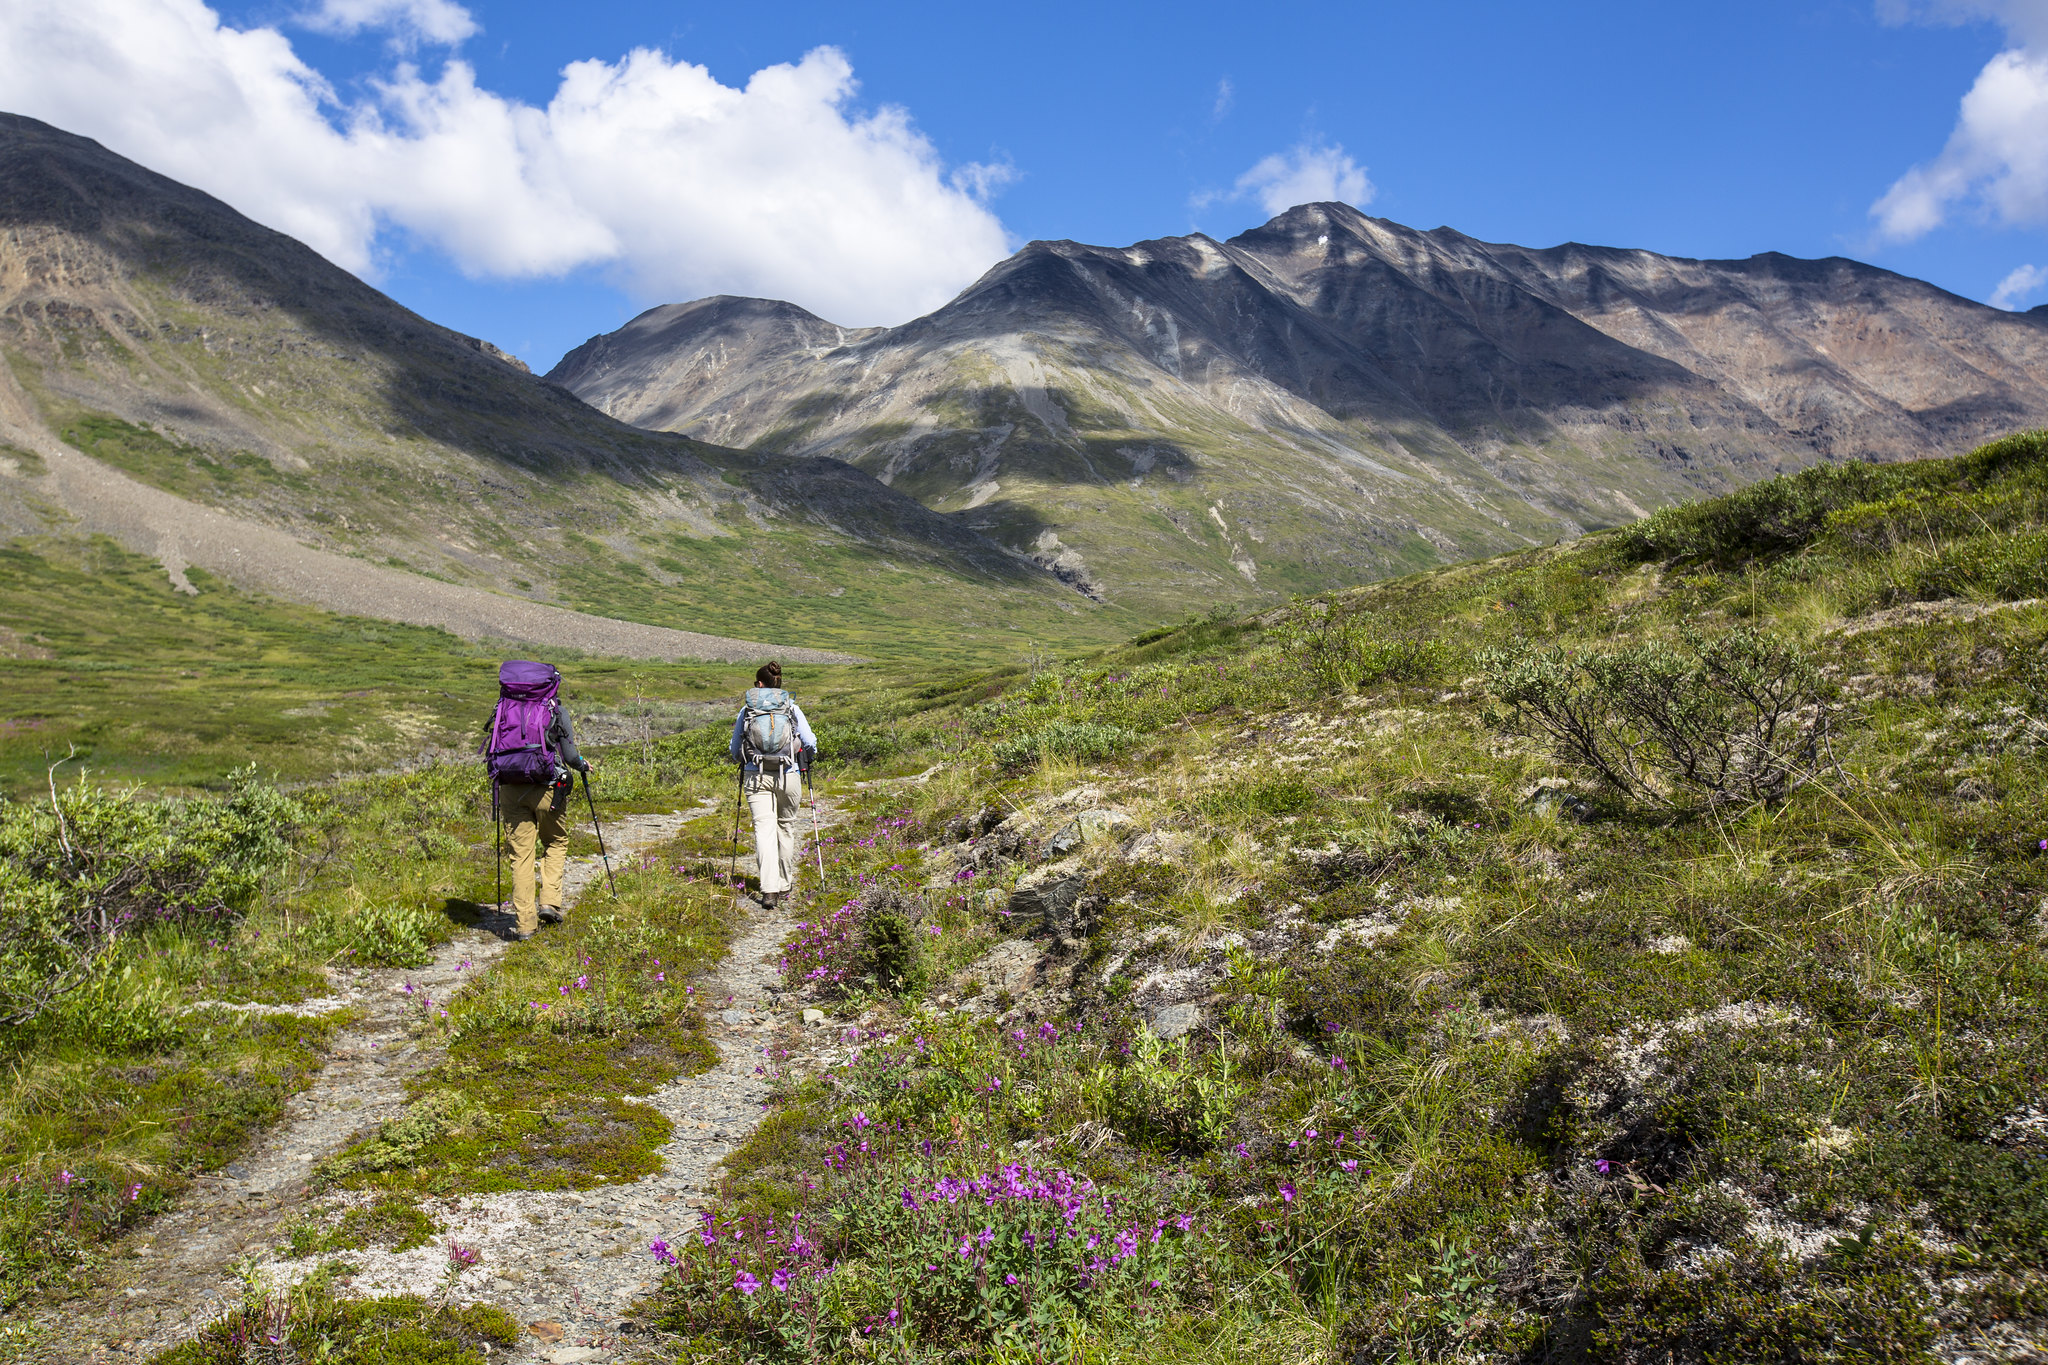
[0,113,1110,663]
[5,106,2047,650]
[550,204,2048,613]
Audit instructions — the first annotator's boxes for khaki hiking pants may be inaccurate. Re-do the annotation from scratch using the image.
[501,781,569,935]
[747,765,804,895]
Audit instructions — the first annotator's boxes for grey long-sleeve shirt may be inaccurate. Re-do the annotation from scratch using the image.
[547,705,589,773]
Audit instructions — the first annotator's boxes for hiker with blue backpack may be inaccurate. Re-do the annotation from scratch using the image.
[729,661,817,908]
[481,660,598,940]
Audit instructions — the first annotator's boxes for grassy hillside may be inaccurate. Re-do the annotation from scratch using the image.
[638,428,2048,1360]
[2,431,2044,1362]
[0,532,1100,793]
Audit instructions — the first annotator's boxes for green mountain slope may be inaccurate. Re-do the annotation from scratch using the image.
[0,113,1127,662]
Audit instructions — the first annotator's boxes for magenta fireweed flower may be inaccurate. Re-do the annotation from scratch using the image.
[770,1267,791,1290]
[1341,1159,1359,1172]
[651,1239,675,1263]
[735,1270,760,1295]
[1280,1183,1296,1203]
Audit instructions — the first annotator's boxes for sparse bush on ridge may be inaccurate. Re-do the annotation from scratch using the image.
[991,720,1141,771]
[1480,626,1837,806]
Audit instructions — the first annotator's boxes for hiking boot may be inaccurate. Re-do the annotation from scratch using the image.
[539,906,565,925]
[507,929,532,942]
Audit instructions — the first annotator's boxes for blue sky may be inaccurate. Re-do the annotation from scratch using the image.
[6,0,2048,368]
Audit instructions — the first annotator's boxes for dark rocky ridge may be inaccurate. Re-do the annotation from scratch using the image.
[552,204,2048,611]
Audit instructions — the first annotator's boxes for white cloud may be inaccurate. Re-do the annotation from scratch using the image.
[1990,261,2048,306]
[1878,0,2048,46]
[1872,1,2048,238]
[1230,139,1373,217]
[0,0,1013,326]
[1212,77,1234,121]
[300,0,478,47]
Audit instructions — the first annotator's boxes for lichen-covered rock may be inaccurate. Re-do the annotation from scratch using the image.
[1007,858,1095,938]
[1149,1003,1202,1040]
[1047,808,1132,855]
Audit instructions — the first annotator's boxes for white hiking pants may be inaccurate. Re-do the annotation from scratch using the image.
[746,765,804,894]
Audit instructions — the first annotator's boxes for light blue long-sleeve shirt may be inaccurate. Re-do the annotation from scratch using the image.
[729,698,817,772]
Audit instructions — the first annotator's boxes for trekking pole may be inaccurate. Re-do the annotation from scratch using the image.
[580,770,618,898]
[806,763,825,879]
[728,768,745,893]
[493,782,503,912]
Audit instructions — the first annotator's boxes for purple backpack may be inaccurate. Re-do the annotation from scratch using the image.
[481,660,563,786]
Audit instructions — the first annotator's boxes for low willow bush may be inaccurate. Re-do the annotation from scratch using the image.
[0,771,300,1028]
[990,721,1141,772]
[1480,627,1835,806]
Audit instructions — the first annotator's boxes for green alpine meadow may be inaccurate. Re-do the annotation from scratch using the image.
[5,419,2047,1361]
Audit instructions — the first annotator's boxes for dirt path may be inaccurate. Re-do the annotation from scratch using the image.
[37,794,848,1365]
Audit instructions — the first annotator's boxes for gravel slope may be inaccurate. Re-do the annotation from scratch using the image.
[16,438,859,665]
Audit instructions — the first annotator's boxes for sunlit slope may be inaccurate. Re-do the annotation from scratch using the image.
[554,205,2048,617]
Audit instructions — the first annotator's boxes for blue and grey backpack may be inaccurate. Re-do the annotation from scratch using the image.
[741,688,800,771]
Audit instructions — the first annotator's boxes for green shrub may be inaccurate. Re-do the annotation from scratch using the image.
[315,1093,472,1183]
[43,962,185,1050]
[1621,462,1909,564]
[1481,627,1835,805]
[1273,607,1448,694]
[319,896,444,968]
[1620,430,2048,567]
[814,721,898,767]
[1908,529,2048,603]
[1197,777,1320,822]
[990,720,1140,771]
[0,771,300,1027]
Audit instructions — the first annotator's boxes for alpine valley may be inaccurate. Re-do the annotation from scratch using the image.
[551,203,2048,613]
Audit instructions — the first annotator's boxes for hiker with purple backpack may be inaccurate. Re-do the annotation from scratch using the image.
[729,661,817,908]
[481,660,596,940]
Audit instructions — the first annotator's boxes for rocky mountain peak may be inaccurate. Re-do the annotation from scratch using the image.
[543,206,2048,615]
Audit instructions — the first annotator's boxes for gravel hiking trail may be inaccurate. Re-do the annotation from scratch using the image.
[32,790,850,1365]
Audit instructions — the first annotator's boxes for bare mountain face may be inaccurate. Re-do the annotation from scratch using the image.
[551,203,2048,612]
[0,113,1108,661]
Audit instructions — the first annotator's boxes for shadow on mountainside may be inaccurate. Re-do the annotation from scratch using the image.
[0,114,1050,590]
